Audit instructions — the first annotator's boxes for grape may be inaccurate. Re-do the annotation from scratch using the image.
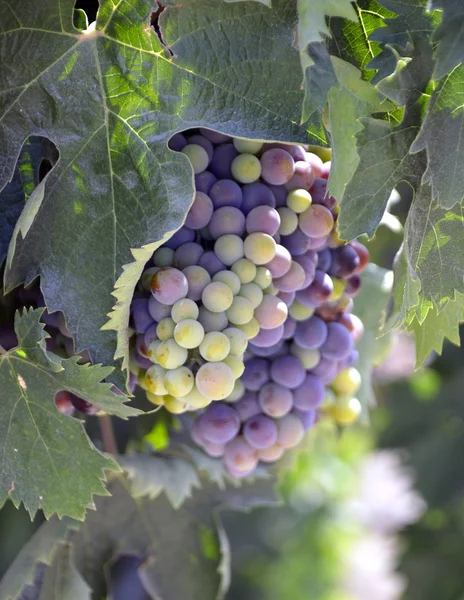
[231,258,257,284]
[202,441,226,457]
[208,206,246,238]
[305,152,324,177]
[258,444,284,462]
[183,265,211,301]
[329,395,361,425]
[198,306,228,333]
[286,188,312,213]
[168,132,187,151]
[270,355,306,389]
[253,266,272,290]
[274,261,306,293]
[187,134,214,161]
[233,138,263,154]
[350,240,369,273]
[337,313,364,341]
[223,355,245,378]
[69,395,100,415]
[246,206,281,236]
[145,364,168,395]
[249,339,285,357]
[345,274,361,297]
[299,204,334,238]
[293,408,317,431]
[146,338,162,362]
[235,392,261,421]
[174,319,205,349]
[140,266,159,292]
[244,232,276,265]
[183,385,211,410]
[260,148,295,185]
[195,170,217,194]
[212,270,241,295]
[282,317,297,340]
[181,143,210,174]
[320,321,354,360]
[209,143,238,179]
[209,179,243,208]
[198,251,226,276]
[239,282,264,309]
[296,270,333,307]
[258,382,293,417]
[265,244,292,279]
[223,327,249,356]
[195,362,236,400]
[185,192,214,229]
[285,161,315,191]
[251,324,284,348]
[226,296,254,326]
[241,182,276,214]
[331,367,361,395]
[202,282,234,312]
[146,391,166,406]
[293,374,325,410]
[224,437,258,475]
[136,332,149,358]
[288,299,315,322]
[317,248,332,272]
[156,317,175,341]
[214,234,244,265]
[293,255,316,289]
[164,395,189,414]
[310,356,340,384]
[329,245,361,278]
[199,331,231,362]
[151,268,188,305]
[226,378,246,402]
[327,277,347,302]
[199,128,231,144]
[277,207,298,235]
[277,290,296,307]
[54,391,75,416]
[231,153,262,183]
[171,298,199,323]
[134,351,152,371]
[131,298,154,333]
[295,315,328,349]
[243,414,278,449]
[290,343,321,369]
[156,339,188,369]
[163,366,194,398]
[307,234,330,250]
[242,358,270,391]
[153,247,175,267]
[281,228,313,256]
[254,295,288,330]
[276,414,305,448]
[268,184,287,207]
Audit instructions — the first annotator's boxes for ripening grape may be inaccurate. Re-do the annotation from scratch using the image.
[174,319,205,349]
[164,226,195,250]
[276,413,304,448]
[299,204,334,238]
[231,258,257,284]
[253,266,273,290]
[171,298,199,323]
[277,206,298,235]
[151,268,188,306]
[222,327,248,356]
[200,128,231,144]
[196,362,236,400]
[208,206,246,238]
[223,437,258,474]
[209,179,243,208]
[258,444,285,462]
[156,339,188,369]
[258,382,293,417]
[188,134,214,160]
[242,358,270,391]
[285,161,315,191]
[274,261,306,293]
[212,270,241,295]
[146,391,166,406]
[199,331,231,362]
[297,270,333,307]
[202,282,234,313]
[254,295,288,330]
[195,170,217,194]
[164,366,194,398]
[156,317,175,341]
[239,282,264,309]
[233,138,263,154]
[251,324,284,348]
[293,255,316,289]
[146,338,162,362]
[183,266,211,301]
[231,153,262,183]
[260,148,295,185]
[198,306,228,333]
[173,242,204,270]
[244,232,277,265]
[236,317,262,340]
[320,321,353,360]
[295,316,328,349]
[214,234,244,265]
[246,206,281,236]
[185,191,214,229]
[181,144,210,174]
[226,296,254,325]
[197,403,241,444]
[243,414,278,450]
[223,355,245,378]
[145,364,168,396]
[266,244,292,278]
[241,182,276,214]
[140,266,159,292]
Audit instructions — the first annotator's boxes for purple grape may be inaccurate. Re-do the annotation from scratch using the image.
[282,317,297,340]
[198,251,226,276]
[266,244,292,278]
[241,182,276,214]
[305,152,324,178]
[136,333,149,357]
[187,134,214,161]
[251,324,285,348]
[183,265,211,301]
[274,261,306,293]
[208,206,246,238]
[268,184,287,207]
[209,143,238,179]
[258,382,293,417]
[293,255,316,289]
[281,228,312,256]
[164,226,195,250]
[309,178,327,203]
[209,179,243,208]
[296,270,333,307]
[248,339,285,357]
[168,133,187,151]
[317,249,332,272]
[307,235,330,250]
[293,408,317,431]
[243,414,278,450]
[185,192,214,230]
[277,290,296,307]
[134,350,152,370]
[345,274,361,297]
[70,393,100,415]
[195,171,217,194]
[235,392,261,421]
[144,323,158,348]
[173,242,205,269]
[329,245,361,278]
[223,436,258,475]
[299,205,334,238]
[293,374,325,410]
[310,355,340,384]
[246,206,281,236]
[131,298,155,333]
[305,250,319,266]
[260,148,295,185]
[294,316,328,349]
[150,267,188,305]
[148,296,172,322]
[242,358,270,391]
[319,321,354,360]
[285,161,315,191]
[196,403,240,444]
[270,355,306,389]
[199,128,231,144]
[202,441,226,458]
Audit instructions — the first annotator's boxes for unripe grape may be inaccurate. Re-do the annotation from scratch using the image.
[164,366,194,398]
[231,153,262,183]
[196,362,236,400]
[156,339,188,369]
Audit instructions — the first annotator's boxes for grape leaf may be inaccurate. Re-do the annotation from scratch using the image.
[297,0,357,50]
[0,517,78,600]
[37,545,90,600]
[353,263,393,419]
[0,308,139,519]
[1,0,312,378]
[429,0,464,80]
[412,65,464,210]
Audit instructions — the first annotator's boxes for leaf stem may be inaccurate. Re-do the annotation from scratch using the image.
[99,413,118,454]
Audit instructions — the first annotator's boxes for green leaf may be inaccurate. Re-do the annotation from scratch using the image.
[298,0,357,50]
[1,0,312,376]
[412,65,464,209]
[118,453,201,509]
[38,545,91,600]
[0,516,78,600]
[429,0,464,80]
[353,263,393,418]
[0,308,138,519]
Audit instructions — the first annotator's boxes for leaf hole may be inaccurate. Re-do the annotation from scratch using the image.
[74,0,100,27]
[151,2,174,57]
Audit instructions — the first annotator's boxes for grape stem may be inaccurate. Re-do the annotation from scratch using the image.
[99,413,118,454]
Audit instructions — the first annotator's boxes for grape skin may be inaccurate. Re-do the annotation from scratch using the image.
[171,298,199,323]
[185,192,214,229]
[293,374,325,410]
[164,366,194,398]
[224,437,258,474]
[231,258,257,284]
[260,148,295,185]
[244,232,277,265]
[212,270,241,295]
[214,234,244,266]
[181,144,210,174]
[254,295,288,330]
[199,331,231,362]
[243,414,278,450]
[226,296,254,326]
[174,319,205,349]
[183,266,211,301]
[202,282,234,312]
[156,339,188,369]
[258,382,293,417]
[276,414,305,448]
[151,268,189,306]
[196,362,236,400]
[198,306,228,333]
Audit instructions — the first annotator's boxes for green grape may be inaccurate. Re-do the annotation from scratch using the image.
[223,327,249,355]
[146,339,162,362]
[146,391,166,406]
[226,296,254,325]
[145,364,167,395]
[153,247,175,267]
[199,331,231,362]
[196,362,236,400]
[286,189,312,213]
[289,300,314,321]
[329,395,362,425]
[156,339,188,369]
[156,317,175,341]
[263,282,279,296]
[163,395,189,414]
[244,232,276,265]
[253,266,272,289]
[171,298,199,323]
[331,367,362,396]
[198,306,228,333]
[173,319,205,349]
[239,282,264,309]
[233,138,263,155]
[212,270,241,295]
[214,234,244,266]
[164,366,194,398]
[225,378,245,402]
[328,277,347,302]
[223,354,245,378]
[231,153,262,183]
[181,143,209,174]
[236,316,260,339]
[231,258,257,284]
[182,385,212,410]
[202,281,234,312]
[277,207,298,235]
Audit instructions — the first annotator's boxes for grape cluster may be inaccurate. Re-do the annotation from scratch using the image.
[129,128,368,477]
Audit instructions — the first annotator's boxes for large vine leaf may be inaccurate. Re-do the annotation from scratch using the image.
[1,0,312,377]
[0,308,138,519]
[429,0,464,80]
